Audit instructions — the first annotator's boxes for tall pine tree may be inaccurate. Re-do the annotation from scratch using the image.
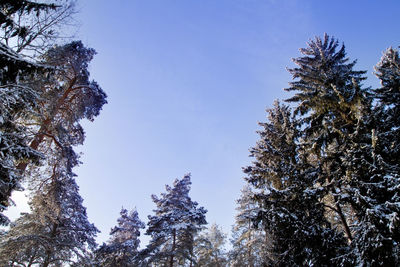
[0,41,106,266]
[144,174,207,267]
[95,208,145,266]
[0,147,99,266]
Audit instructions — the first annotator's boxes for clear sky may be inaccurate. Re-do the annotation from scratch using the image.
[7,0,400,246]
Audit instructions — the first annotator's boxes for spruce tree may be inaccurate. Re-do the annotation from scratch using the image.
[244,101,346,266]
[338,46,400,266]
[374,47,400,167]
[285,33,369,242]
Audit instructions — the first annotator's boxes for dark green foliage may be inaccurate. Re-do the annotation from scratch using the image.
[338,47,400,266]
[244,101,347,266]
[0,27,106,267]
[374,47,400,166]
[0,36,45,226]
[242,35,400,266]
[286,34,371,244]
[244,101,298,191]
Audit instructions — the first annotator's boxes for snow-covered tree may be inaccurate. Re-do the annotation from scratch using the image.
[144,174,207,267]
[95,207,145,266]
[194,223,227,267]
[0,147,99,266]
[0,0,76,55]
[244,101,347,266]
[17,40,107,175]
[0,0,77,225]
[0,40,106,266]
[285,34,369,243]
[0,44,44,225]
[374,47,400,167]
[336,46,400,266]
[229,185,268,267]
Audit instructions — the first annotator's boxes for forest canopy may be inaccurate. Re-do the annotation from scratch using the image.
[0,1,399,266]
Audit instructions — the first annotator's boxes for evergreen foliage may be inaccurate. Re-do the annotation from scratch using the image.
[0,147,99,266]
[1,3,400,264]
[194,223,228,267]
[242,35,400,266]
[229,185,268,267]
[144,174,207,267]
[95,208,145,266]
[339,46,400,265]
[0,2,107,264]
[244,101,347,266]
[285,34,369,242]
[0,0,75,225]
[0,40,107,266]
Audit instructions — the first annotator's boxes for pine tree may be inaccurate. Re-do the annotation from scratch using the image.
[0,40,106,266]
[17,40,107,174]
[229,185,268,267]
[144,174,207,267]
[194,223,227,267]
[0,147,99,266]
[95,207,145,266]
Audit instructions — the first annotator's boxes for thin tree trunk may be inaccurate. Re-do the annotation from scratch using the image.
[334,198,352,242]
[169,229,176,267]
[324,159,353,242]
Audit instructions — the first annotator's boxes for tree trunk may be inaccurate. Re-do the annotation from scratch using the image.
[325,161,353,242]
[169,229,176,267]
[335,199,352,242]
[17,118,51,172]
[17,77,78,173]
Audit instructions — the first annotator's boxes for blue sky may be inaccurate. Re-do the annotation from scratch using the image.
[75,0,400,245]
[7,0,400,246]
